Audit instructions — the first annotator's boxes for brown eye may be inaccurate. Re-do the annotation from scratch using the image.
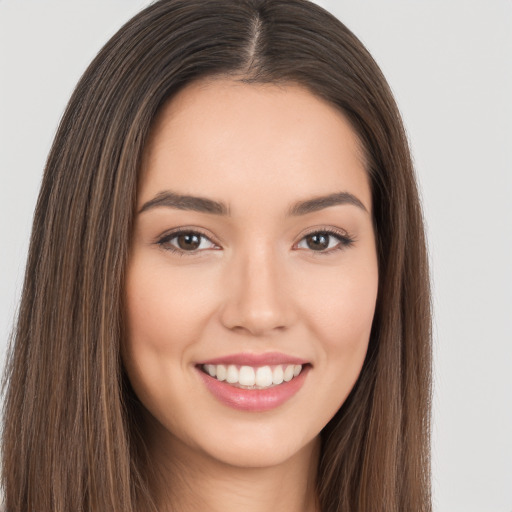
[176,233,201,250]
[158,230,218,254]
[296,230,354,253]
[305,233,330,251]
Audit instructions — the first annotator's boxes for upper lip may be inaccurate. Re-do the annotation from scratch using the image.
[197,352,309,366]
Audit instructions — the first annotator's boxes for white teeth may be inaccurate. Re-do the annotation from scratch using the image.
[255,366,273,387]
[239,366,255,386]
[202,363,304,388]
[272,365,284,385]
[216,364,227,381]
[283,365,295,382]
[226,365,238,384]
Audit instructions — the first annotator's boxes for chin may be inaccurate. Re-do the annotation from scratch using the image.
[202,433,318,469]
[186,415,321,469]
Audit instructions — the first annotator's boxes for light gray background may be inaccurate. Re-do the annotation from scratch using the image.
[1,1,511,511]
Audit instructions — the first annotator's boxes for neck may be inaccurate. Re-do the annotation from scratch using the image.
[143,416,321,512]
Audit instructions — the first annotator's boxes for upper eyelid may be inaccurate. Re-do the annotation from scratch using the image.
[296,225,351,240]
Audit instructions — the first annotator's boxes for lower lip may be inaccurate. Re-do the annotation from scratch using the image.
[196,366,310,412]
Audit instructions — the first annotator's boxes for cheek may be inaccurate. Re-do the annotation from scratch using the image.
[122,261,196,403]
[301,260,378,352]
[124,258,213,356]
[290,255,378,432]
[122,257,214,425]
[124,276,182,357]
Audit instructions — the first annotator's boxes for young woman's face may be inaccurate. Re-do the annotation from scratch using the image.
[123,79,378,468]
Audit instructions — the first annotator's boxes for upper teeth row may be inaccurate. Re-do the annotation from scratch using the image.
[203,364,303,388]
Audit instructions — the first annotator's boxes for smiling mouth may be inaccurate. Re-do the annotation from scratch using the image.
[200,363,305,390]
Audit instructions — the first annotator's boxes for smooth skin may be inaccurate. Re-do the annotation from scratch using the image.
[123,78,379,512]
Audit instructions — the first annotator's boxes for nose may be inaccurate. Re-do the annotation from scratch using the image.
[219,246,294,337]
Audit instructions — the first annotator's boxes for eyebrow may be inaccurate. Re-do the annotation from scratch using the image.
[139,191,229,215]
[287,191,368,215]
[139,190,368,216]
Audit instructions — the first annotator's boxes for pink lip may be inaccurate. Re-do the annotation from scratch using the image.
[196,363,310,412]
[197,352,309,366]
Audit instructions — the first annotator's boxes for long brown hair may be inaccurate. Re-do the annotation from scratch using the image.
[2,1,432,510]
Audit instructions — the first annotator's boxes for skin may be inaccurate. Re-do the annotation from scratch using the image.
[123,78,379,512]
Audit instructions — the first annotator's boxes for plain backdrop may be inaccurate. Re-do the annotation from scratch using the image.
[1,1,511,511]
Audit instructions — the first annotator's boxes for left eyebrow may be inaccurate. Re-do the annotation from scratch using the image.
[287,191,368,216]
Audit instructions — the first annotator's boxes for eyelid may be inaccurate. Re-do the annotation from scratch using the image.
[295,225,351,240]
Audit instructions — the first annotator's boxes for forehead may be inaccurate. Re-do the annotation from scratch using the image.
[139,78,371,214]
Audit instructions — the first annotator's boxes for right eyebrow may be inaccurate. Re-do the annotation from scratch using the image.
[138,190,230,216]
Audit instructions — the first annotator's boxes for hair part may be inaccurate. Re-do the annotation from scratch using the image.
[2,1,432,510]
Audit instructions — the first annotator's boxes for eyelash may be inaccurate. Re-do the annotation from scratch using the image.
[156,228,355,256]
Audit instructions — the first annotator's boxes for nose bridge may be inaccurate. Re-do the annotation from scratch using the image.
[220,241,292,336]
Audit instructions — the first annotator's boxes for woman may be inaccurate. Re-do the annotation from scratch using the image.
[1,0,432,510]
